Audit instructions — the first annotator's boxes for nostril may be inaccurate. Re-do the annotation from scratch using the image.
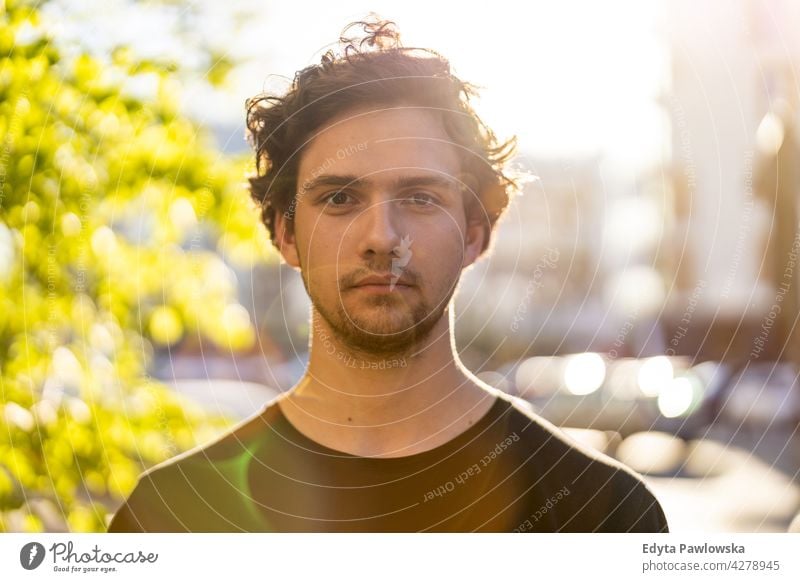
[354,203,402,255]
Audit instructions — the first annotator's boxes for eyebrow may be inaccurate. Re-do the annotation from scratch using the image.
[300,173,462,194]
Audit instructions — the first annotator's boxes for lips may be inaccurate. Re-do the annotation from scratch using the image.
[352,273,413,287]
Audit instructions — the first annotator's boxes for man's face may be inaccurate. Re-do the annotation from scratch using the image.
[275,105,485,358]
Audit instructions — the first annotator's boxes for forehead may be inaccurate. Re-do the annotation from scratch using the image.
[297,106,462,185]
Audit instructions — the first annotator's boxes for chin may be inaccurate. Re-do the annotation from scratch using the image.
[346,313,419,338]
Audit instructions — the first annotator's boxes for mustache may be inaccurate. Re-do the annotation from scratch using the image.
[341,265,419,288]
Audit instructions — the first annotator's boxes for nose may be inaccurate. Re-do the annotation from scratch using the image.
[354,200,402,259]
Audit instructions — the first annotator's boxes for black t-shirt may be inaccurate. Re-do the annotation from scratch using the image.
[107,392,669,532]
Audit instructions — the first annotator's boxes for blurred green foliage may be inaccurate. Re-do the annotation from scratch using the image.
[0,0,273,531]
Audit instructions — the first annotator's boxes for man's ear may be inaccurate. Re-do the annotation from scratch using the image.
[461,216,486,270]
[457,171,486,270]
[273,210,301,269]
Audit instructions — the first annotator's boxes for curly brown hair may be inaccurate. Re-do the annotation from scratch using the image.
[245,17,522,258]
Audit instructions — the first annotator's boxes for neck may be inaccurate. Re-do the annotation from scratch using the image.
[277,307,498,457]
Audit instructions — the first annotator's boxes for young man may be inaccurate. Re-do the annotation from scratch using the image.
[108,19,669,533]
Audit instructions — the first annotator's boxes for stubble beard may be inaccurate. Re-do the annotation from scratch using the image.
[300,262,457,360]
[313,283,449,360]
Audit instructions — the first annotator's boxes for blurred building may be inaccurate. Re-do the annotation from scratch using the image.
[455,154,675,368]
[663,0,800,365]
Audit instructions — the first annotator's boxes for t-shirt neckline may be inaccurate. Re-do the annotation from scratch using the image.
[273,392,511,464]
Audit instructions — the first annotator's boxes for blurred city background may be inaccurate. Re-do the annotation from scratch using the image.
[1,0,799,532]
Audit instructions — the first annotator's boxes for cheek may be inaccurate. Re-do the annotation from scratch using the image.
[295,225,342,286]
[297,209,340,255]
[408,219,466,275]
[416,212,466,254]
[305,247,341,285]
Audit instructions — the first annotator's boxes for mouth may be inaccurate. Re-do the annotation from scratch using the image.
[350,282,414,294]
[349,273,415,291]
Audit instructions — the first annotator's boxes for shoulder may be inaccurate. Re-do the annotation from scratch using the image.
[498,391,647,479]
[497,392,669,532]
[148,396,282,473]
[107,396,282,532]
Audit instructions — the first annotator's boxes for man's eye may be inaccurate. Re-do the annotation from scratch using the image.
[321,190,353,206]
[405,192,437,206]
